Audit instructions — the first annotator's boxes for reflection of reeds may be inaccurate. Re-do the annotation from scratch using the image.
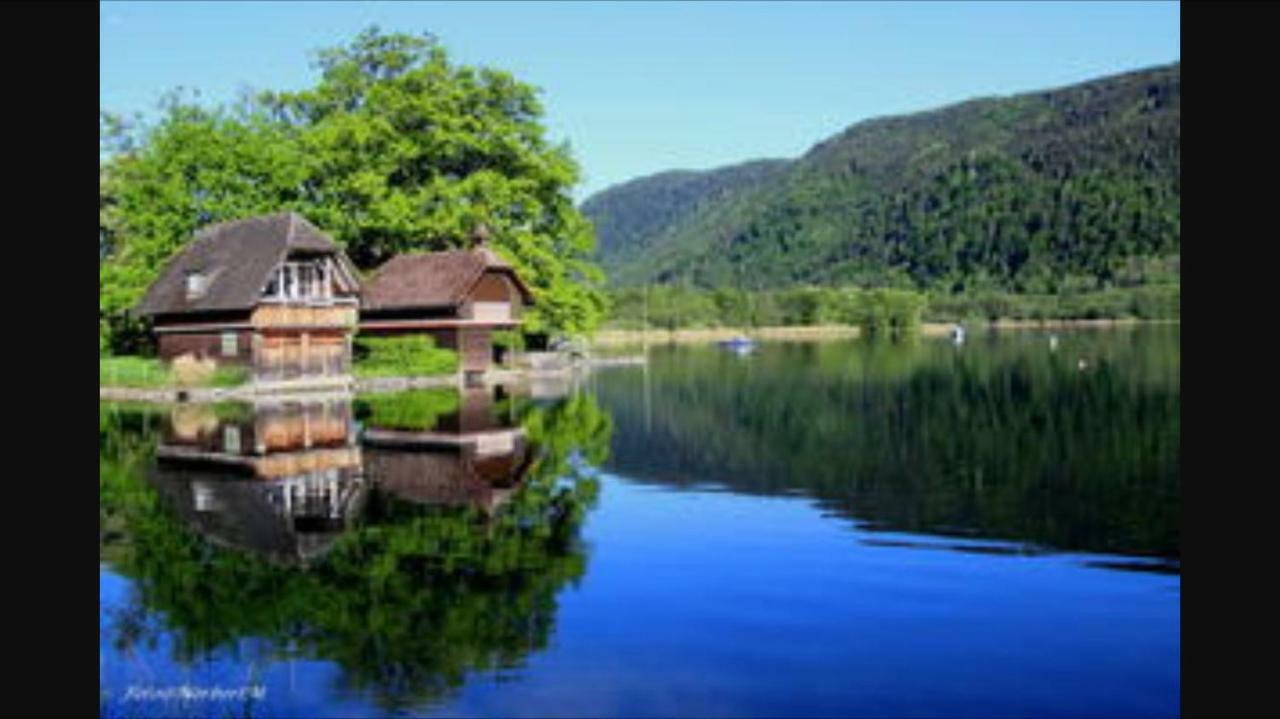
[591,325,861,347]
[592,319,1177,346]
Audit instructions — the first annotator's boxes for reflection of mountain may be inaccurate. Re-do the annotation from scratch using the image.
[597,331,1180,560]
[148,398,365,566]
[99,387,610,713]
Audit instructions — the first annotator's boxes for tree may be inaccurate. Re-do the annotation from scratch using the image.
[99,27,607,353]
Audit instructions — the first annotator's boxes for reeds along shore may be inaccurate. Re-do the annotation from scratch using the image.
[589,319,1177,347]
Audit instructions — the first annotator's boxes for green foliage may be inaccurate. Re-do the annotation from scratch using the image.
[585,64,1180,299]
[99,355,250,388]
[606,284,929,334]
[924,285,1180,323]
[100,27,607,353]
[355,388,461,431]
[606,283,1177,329]
[99,390,613,710]
[207,365,251,387]
[582,159,788,273]
[354,334,458,377]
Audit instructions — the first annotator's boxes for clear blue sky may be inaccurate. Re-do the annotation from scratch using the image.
[100,1,1180,199]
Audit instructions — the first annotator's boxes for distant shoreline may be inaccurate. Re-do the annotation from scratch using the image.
[590,319,1178,347]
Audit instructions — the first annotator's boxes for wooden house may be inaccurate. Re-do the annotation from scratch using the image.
[134,212,361,382]
[359,228,535,377]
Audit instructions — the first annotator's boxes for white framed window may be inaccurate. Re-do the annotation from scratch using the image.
[223,426,241,454]
[263,259,335,302]
[186,272,208,299]
[221,331,238,357]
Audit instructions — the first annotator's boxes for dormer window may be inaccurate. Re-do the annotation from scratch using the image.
[186,271,208,299]
[262,257,335,302]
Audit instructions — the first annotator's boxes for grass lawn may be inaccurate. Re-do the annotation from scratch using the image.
[100,356,250,389]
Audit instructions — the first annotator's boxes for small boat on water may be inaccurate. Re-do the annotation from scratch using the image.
[718,335,757,354]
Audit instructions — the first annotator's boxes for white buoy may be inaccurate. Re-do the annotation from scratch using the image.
[1049,334,1059,351]
[1078,358,1088,371]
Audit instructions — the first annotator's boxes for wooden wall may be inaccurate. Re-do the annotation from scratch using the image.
[251,304,358,329]
[463,272,522,320]
[157,330,255,365]
[255,329,350,381]
[459,328,492,372]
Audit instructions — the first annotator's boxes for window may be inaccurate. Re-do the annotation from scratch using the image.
[263,260,334,302]
[221,331,238,357]
[186,272,207,299]
[223,426,241,454]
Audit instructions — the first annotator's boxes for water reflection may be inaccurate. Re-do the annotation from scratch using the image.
[362,386,534,515]
[596,327,1180,561]
[99,384,608,714]
[149,398,365,566]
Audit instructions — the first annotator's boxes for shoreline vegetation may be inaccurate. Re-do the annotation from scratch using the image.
[99,318,1176,400]
[590,317,1177,348]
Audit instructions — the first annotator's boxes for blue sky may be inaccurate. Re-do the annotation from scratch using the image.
[100,1,1180,199]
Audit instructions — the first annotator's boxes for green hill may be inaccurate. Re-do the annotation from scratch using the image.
[583,63,1180,294]
[582,159,789,273]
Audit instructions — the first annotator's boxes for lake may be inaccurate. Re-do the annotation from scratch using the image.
[99,326,1180,718]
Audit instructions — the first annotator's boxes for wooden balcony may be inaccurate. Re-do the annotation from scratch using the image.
[251,303,358,330]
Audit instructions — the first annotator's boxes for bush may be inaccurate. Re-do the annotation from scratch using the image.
[354,335,458,377]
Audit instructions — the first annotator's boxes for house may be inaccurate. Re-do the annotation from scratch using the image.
[359,227,535,377]
[134,212,361,382]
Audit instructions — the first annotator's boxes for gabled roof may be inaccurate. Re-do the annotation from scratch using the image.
[360,247,536,312]
[134,212,358,316]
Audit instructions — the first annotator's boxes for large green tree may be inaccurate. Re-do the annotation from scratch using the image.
[100,27,606,353]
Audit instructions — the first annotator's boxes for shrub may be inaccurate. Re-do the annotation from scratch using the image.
[354,335,458,377]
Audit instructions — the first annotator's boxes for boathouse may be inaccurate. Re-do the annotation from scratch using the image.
[134,212,361,382]
[358,227,535,377]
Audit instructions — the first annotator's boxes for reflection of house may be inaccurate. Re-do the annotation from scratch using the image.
[362,386,535,514]
[134,213,361,382]
[359,228,535,377]
[149,397,365,565]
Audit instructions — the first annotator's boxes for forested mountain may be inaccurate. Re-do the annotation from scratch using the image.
[582,159,788,273]
[584,63,1179,294]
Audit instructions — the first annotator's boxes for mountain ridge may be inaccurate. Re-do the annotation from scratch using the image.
[583,62,1180,293]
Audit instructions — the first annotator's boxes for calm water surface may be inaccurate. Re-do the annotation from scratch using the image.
[99,327,1180,718]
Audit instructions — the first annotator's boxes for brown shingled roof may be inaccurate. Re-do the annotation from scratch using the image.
[134,212,357,316]
[360,248,535,311]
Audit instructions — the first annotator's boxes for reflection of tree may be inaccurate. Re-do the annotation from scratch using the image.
[355,388,461,431]
[98,391,614,712]
[599,329,1180,558]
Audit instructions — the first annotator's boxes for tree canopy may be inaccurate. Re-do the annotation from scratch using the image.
[100,27,607,353]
